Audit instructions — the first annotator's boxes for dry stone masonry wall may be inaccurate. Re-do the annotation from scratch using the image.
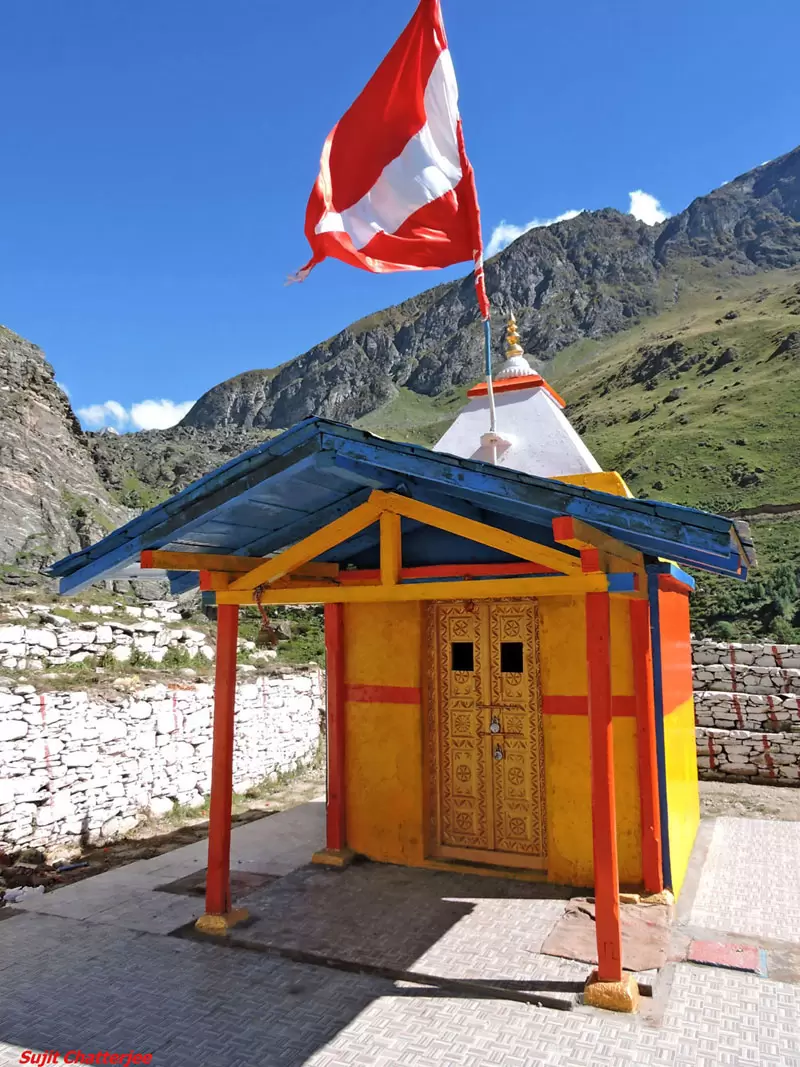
[0,600,276,672]
[0,670,323,852]
[692,640,800,785]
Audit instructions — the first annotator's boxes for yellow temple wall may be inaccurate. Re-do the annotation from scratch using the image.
[341,595,646,890]
[538,596,643,888]
[342,601,426,866]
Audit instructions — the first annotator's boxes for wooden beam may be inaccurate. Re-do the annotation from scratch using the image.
[338,562,556,582]
[229,500,381,591]
[371,491,583,575]
[203,603,238,918]
[217,573,611,606]
[141,549,339,579]
[552,516,644,568]
[630,598,664,895]
[380,511,402,587]
[585,591,624,983]
[200,571,344,593]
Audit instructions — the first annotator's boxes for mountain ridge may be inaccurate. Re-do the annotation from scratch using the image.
[2,144,800,601]
[182,145,800,432]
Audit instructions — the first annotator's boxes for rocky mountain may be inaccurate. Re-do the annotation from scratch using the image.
[0,326,127,571]
[3,144,800,581]
[183,145,800,432]
[87,424,278,510]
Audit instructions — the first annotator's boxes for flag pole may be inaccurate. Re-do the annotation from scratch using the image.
[483,317,497,435]
[472,247,497,461]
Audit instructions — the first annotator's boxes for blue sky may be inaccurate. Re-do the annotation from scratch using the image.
[2,0,798,431]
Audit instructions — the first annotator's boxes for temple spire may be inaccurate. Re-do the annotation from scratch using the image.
[496,312,534,380]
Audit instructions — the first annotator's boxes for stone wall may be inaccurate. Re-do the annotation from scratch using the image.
[0,600,275,672]
[692,640,800,785]
[0,669,324,852]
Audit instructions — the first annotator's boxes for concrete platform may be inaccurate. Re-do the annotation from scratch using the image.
[3,809,800,1064]
[223,862,649,1009]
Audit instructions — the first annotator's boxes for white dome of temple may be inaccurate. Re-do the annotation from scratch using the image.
[433,313,603,478]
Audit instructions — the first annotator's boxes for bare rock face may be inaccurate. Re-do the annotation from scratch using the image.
[655,148,800,269]
[184,209,663,430]
[181,146,800,434]
[0,326,126,567]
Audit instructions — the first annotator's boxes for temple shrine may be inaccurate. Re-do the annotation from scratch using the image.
[50,317,752,1006]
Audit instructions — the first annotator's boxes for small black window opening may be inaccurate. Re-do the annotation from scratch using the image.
[451,642,474,671]
[500,641,524,673]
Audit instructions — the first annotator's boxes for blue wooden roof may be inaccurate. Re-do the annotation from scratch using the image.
[49,418,750,594]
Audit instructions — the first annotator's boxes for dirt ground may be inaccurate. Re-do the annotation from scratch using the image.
[700,779,800,820]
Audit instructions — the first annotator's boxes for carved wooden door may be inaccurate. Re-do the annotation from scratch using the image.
[429,600,546,867]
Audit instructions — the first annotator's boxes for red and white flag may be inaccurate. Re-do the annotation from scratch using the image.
[293,0,489,318]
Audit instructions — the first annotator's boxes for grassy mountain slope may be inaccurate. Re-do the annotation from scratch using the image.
[354,268,800,641]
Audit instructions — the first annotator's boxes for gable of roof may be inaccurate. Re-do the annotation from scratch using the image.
[49,418,751,594]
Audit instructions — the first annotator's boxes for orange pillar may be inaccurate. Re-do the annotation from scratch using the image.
[324,603,347,851]
[585,592,623,983]
[204,603,239,917]
[629,598,664,894]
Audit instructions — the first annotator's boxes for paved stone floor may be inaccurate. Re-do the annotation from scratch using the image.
[1,809,799,1066]
[689,818,800,943]
[229,863,616,1007]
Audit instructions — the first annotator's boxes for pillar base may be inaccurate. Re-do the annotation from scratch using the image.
[583,971,640,1013]
[194,908,250,935]
[312,847,355,868]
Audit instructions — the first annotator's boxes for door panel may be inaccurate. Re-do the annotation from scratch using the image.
[435,602,491,850]
[488,602,547,857]
[429,600,546,865]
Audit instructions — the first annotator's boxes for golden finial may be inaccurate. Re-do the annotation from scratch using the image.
[505,313,524,358]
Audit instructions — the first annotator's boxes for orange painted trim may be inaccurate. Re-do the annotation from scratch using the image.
[140,549,154,569]
[552,515,581,546]
[629,599,664,895]
[325,604,347,852]
[345,684,422,705]
[581,548,602,573]
[338,561,556,583]
[658,574,693,595]
[585,591,624,983]
[467,374,566,408]
[542,695,636,717]
[205,603,239,916]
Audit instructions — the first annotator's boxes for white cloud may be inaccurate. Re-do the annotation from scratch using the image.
[130,399,195,430]
[77,398,194,432]
[628,190,669,226]
[486,210,583,257]
[78,400,129,430]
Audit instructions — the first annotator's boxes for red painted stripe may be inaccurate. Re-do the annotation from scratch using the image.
[338,561,556,583]
[761,735,776,779]
[766,695,779,730]
[467,374,566,408]
[542,695,637,717]
[346,684,422,705]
